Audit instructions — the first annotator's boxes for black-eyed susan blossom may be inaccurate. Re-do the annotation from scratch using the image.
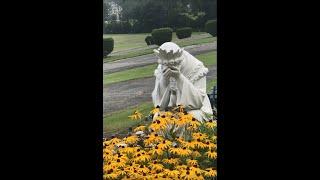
[148,161,164,171]
[157,139,172,150]
[192,132,208,141]
[206,119,217,129]
[128,110,143,120]
[133,125,146,132]
[169,146,192,156]
[206,149,218,159]
[163,157,180,165]
[187,159,198,166]
[124,135,139,144]
[204,168,217,177]
[149,145,164,156]
[150,106,160,115]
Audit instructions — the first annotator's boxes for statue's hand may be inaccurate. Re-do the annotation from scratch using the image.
[160,68,171,87]
[167,66,181,79]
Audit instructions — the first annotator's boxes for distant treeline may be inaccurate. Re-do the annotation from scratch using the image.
[103,0,217,33]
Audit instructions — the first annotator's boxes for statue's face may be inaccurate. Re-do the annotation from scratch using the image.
[154,43,184,70]
[158,55,184,71]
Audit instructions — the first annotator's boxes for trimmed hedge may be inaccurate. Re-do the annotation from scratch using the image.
[176,27,192,39]
[103,38,114,56]
[151,27,173,46]
[205,20,217,37]
[145,36,154,46]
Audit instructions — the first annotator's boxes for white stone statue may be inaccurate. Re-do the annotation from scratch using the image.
[152,42,213,122]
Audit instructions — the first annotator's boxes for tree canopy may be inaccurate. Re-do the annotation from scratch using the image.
[104,0,216,33]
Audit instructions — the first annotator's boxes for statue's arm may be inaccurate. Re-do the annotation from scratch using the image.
[176,74,207,110]
[152,64,170,107]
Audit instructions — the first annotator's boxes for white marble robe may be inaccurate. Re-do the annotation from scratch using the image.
[152,50,213,122]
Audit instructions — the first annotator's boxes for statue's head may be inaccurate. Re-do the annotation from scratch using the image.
[153,42,184,69]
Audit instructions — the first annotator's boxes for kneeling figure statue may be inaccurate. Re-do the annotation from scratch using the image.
[152,42,213,122]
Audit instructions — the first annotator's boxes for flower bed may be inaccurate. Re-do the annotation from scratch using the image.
[103,106,217,179]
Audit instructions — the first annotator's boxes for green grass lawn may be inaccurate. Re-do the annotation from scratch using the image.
[103,32,209,52]
[104,64,157,86]
[103,102,154,135]
[104,32,216,62]
[104,51,216,86]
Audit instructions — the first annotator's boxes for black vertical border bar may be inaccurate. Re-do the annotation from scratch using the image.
[217,0,225,178]
[96,0,103,179]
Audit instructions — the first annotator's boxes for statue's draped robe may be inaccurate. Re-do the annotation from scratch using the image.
[152,51,213,122]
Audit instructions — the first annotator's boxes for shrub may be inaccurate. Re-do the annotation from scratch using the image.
[145,36,154,46]
[205,20,217,37]
[151,27,173,46]
[176,27,192,39]
[103,38,114,56]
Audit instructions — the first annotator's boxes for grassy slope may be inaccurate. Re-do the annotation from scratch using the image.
[103,102,153,135]
[104,51,217,86]
[104,32,216,62]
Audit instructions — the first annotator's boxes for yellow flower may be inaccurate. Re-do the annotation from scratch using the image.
[103,172,118,179]
[175,116,188,126]
[192,133,208,141]
[176,136,185,144]
[166,116,177,124]
[164,111,173,117]
[149,118,167,131]
[128,110,143,120]
[163,157,180,165]
[119,147,137,155]
[133,152,151,163]
[124,162,139,173]
[133,125,146,132]
[148,161,164,171]
[204,141,217,150]
[124,135,139,144]
[110,158,126,168]
[169,146,192,156]
[163,169,180,178]
[204,168,217,177]
[106,137,121,146]
[157,139,172,150]
[186,159,198,166]
[150,107,160,115]
[187,123,200,131]
[149,145,164,156]
[176,164,188,171]
[179,112,193,121]
[205,119,217,129]
[137,164,150,174]
[103,149,113,161]
[206,149,217,159]
[180,169,197,180]
[193,140,207,149]
[181,140,196,149]
[144,133,163,146]
[187,117,201,131]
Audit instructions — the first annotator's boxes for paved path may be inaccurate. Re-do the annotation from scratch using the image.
[104,42,216,74]
[103,65,216,114]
